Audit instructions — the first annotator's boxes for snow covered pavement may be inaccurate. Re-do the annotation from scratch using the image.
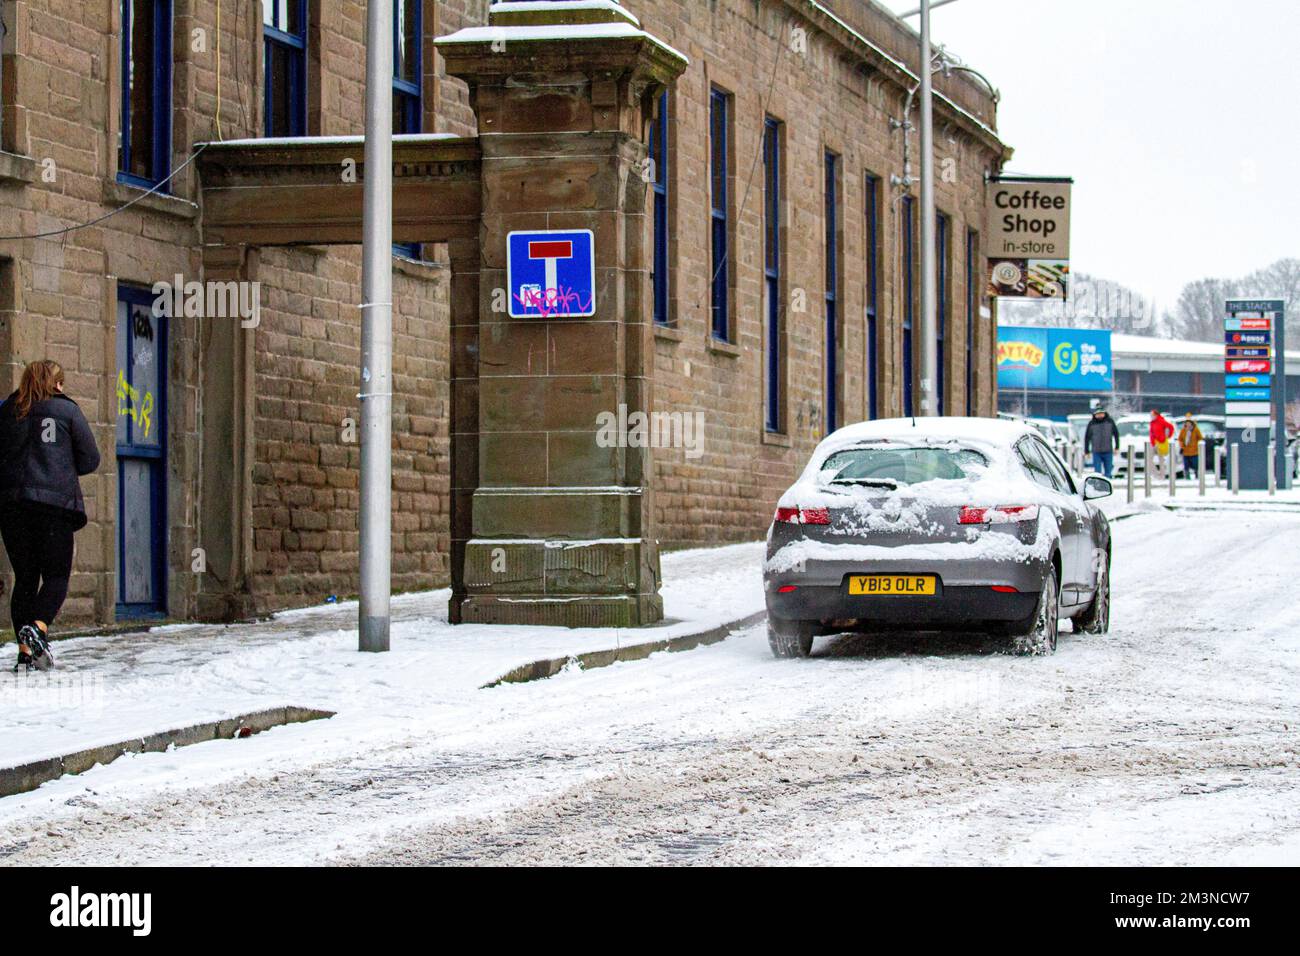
[2,508,1298,865]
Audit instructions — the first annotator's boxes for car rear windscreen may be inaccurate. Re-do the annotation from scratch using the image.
[819,445,988,485]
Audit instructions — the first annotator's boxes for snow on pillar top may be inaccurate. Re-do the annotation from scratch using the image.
[487,1,640,29]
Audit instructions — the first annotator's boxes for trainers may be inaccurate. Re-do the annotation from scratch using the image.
[18,625,53,671]
[13,644,33,672]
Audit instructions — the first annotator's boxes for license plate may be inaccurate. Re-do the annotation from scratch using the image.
[848,574,937,596]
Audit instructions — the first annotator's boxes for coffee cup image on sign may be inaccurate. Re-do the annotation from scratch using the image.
[989,259,1026,295]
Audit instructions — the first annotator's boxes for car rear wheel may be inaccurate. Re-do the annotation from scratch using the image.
[767,615,815,659]
[1073,553,1110,634]
[1008,566,1059,656]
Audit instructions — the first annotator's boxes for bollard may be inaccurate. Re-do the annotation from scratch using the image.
[1269,442,1277,496]
[1215,445,1223,488]
[1231,442,1239,495]
[1144,442,1153,498]
[1168,442,1176,496]
[1126,445,1135,504]
[1198,439,1206,496]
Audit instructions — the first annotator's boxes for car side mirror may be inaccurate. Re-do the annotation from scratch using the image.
[1083,475,1113,500]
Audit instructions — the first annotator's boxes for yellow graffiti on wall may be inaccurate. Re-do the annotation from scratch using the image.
[116,368,154,439]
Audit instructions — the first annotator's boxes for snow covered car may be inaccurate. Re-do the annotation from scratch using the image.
[763,417,1113,658]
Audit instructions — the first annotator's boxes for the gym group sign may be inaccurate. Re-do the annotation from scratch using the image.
[985,176,1073,300]
[997,325,1112,391]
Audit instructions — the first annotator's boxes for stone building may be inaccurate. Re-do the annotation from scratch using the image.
[0,0,1008,628]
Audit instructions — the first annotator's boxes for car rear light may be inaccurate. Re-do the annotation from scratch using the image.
[777,585,798,593]
[990,585,1019,593]
[959,504,1040,525]
[773,506,831,525]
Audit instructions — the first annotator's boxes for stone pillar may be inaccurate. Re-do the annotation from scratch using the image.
[437,2,686,627]
[197,244,258,621]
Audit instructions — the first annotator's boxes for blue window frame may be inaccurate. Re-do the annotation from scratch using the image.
[709,88,731,341]
[902,195,916,417]
[118,0,173,189]
[824,151,840,434]
[865,173,880,420]
[650,90,670,326]
[263,0,307,137]
[966,229,978,413]
[116,285,168,618]
[936,212,948,416]
[393,0,421,134]
[763,117,782,432]
[392,0,422,258]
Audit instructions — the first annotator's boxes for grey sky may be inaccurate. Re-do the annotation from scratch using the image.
[870,0,1300,314]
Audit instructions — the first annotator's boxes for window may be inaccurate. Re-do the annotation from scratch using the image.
[901,195,916,417]
[650,90,670,326]
[936,212,949,416]
[118,0,173,188]
[824,151,841,433]
[1016,439,1058,492]
[966,229,978,414]
[263,0,307,137]
[709,87,731,341]
[820,444,988,485]
[763,117,783,432]
[391,0,422,259]
[393,0,421,134]
[865,174,881,421]
[0,3,8,150]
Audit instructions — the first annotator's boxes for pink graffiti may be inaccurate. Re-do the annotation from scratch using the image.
[514,285,594,318]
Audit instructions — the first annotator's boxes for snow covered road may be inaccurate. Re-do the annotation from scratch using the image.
[2,507,1298,865]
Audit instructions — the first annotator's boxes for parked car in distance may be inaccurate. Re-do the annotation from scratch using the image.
[1113,414,1150,475]
[763,417,1113,659]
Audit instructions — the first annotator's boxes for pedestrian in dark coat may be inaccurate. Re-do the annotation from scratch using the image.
[0,360,101,671]
[1084,408,1120,477]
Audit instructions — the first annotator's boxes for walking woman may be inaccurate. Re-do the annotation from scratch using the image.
[0,360,101,671]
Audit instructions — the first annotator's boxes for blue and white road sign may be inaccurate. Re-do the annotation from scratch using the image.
[506,229,596,319]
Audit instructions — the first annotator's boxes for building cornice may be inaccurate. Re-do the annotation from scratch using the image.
[780,0,1012,163]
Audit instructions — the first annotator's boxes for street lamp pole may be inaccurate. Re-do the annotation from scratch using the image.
[918,0,938,416]
[359,0,393,652]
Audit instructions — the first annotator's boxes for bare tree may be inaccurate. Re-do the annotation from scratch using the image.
[1170,258,1300,343]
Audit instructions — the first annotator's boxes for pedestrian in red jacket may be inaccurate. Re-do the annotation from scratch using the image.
[1149,409,1175,480]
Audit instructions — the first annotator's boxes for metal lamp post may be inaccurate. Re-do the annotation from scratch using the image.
[359,0,394,652]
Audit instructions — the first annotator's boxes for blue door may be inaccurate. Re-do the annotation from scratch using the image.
[116,286,167,617]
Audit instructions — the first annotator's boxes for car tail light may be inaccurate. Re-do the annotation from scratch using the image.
[959,504,1040,525]
[777,585,798,593]
[990,585,1019,593]
[773,506,831,525]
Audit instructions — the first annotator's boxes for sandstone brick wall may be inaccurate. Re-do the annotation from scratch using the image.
[625,0,1003,548]
[1,0,1002,625]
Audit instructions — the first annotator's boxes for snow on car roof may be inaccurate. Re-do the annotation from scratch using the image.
[813,416,1036,457]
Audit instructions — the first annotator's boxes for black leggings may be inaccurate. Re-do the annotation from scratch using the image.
[0,504,76,639]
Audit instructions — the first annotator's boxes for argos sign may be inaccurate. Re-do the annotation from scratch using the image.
[998,326,1112,391]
